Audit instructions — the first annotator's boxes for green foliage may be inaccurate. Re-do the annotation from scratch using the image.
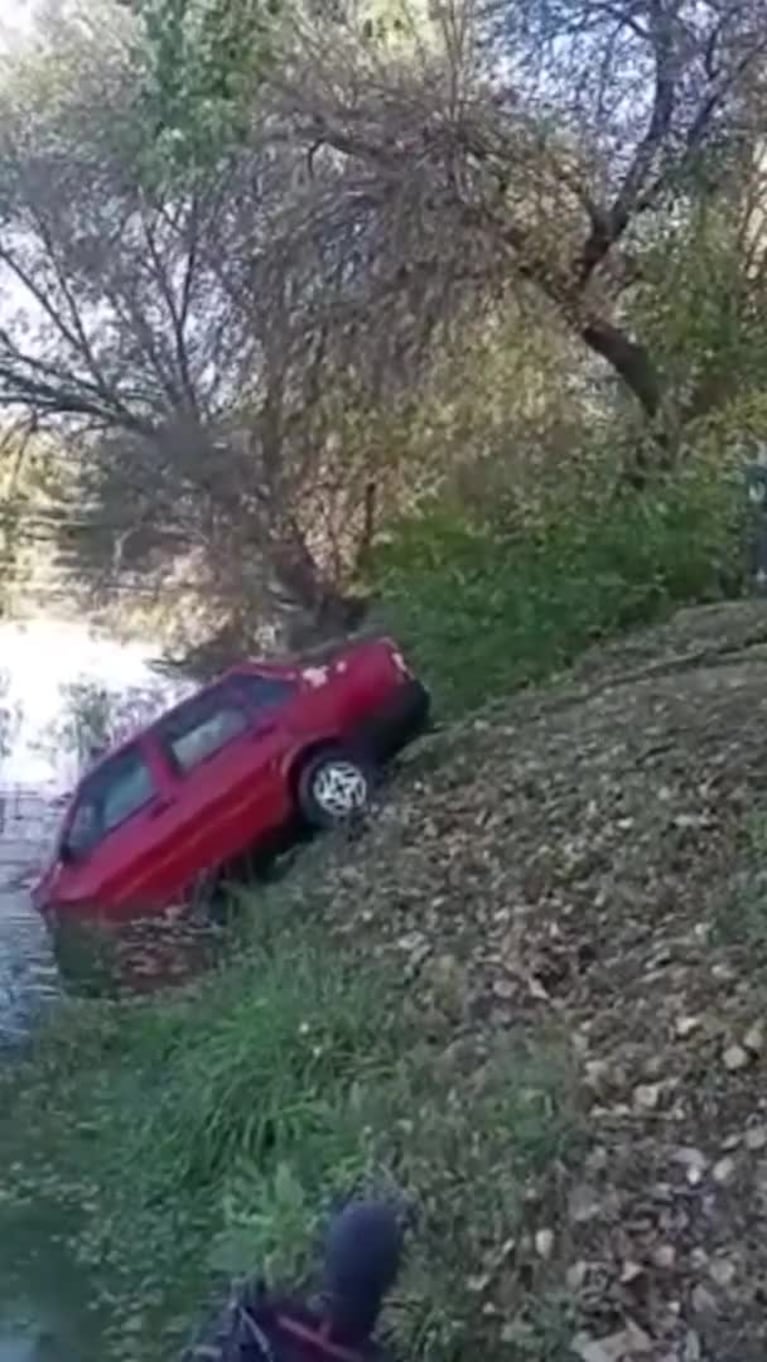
[628,192,767,418]
[127,0,280,170]
[713,812,767,949]
[0,875,579,1362]
[375,461,743,715]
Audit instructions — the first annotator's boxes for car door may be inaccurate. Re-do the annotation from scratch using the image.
[52,740,173,918]
[146,674,298,895]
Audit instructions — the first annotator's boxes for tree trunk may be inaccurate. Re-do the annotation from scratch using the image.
[580,315,663,420]
[268,532,368,649]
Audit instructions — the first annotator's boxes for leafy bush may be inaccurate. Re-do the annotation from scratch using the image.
[375,461,743,715]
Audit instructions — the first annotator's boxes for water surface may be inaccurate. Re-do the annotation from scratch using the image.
[0,616,188,1359]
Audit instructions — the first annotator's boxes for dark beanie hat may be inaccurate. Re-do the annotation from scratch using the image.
[322,1200,404,1343]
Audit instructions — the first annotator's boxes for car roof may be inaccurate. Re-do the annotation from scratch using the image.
[73,659,298,785]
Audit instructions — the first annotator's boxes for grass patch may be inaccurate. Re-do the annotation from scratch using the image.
[0,863,581,1362]
[714,873,767,948]
[375,467,743,716]
[713,812,767,948]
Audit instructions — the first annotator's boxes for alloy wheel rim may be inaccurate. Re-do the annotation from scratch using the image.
[311,760,368,820]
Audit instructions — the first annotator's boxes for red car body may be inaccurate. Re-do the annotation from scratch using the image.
[32,636,428,926]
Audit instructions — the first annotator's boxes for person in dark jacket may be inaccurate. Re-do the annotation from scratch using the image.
[182,1199,405,1362]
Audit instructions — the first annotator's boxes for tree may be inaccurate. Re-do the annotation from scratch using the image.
[118,0,279,168]
[0,5,385,637]
[272,0,767,435]
[626,149,767,424]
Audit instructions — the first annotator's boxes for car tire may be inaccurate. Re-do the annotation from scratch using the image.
[296,747,375,830]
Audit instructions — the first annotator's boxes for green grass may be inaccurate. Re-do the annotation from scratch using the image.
[713,812,767,948]
[375,466,743,716]
[0,859,581,1362]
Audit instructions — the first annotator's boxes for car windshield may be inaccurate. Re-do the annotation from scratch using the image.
[66,745,156,856]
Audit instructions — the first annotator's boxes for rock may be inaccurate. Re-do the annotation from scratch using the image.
[587,1146,610,1173]
[755,1159,767,1200]
[568,1183,601,1223]
[745,1124,767,1151]
[674,1015,701,1038]
[633,1082,661,1111]
[723,1043,749,1072]
[620,1260,644,1283]
[527,974,550,1001]
[683,1330,702,1362]
[744,1021,764,1054]
[467,1272,490,1294]
[534,1228,554,1259]
[572,1321,652,1362]
[571,1337,615,1362]
[584,1059,611,1087]
[691,1284,717,1315]
[566,1260,589,1290]
[672,1147,707,1184]
[653,1243,676,1269]
[709,1256,736,1288]
[499,1319,533,1346]
[712,1155,736,1184]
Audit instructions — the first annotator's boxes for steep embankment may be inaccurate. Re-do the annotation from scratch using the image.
[320,600,767,1361]
[5,601,767,1362]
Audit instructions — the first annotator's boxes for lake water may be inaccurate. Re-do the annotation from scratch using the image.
[0,616,189,1359]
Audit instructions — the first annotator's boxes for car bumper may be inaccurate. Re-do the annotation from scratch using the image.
[359,679,431,760]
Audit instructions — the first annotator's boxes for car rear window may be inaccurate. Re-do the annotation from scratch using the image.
[156,675,297,776]
[156,682,249,774]
[232,673,296,712]
[66,745,156,856]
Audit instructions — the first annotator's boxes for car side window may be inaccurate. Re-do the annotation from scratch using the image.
[66,746,156,857]
[156,683,250,775]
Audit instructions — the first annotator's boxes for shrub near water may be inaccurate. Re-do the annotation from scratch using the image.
[375,464,742,715]
[0,867,580,1362]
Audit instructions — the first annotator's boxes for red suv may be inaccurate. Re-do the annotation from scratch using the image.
[32,636,428,927]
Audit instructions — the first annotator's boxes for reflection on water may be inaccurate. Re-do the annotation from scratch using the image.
[0,617,190,1044]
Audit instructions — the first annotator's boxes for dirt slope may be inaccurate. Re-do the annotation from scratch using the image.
[318,601,767,1362]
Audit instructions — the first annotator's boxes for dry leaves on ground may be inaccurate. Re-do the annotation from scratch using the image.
[314,602,767,1361]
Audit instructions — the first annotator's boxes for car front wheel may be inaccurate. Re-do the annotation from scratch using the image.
[297,748,374,829]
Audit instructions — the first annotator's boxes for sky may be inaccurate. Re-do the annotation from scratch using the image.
[0,1,34,51]
[1,0,34,31]
[0,0,58,51]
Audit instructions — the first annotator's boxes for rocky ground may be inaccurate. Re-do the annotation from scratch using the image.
[309,600,767,1362]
